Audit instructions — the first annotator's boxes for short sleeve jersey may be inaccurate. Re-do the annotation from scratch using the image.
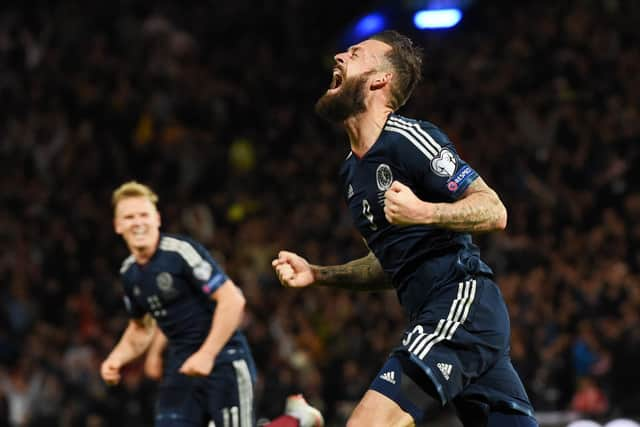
[340,114,493,314]
[119,233,250,363]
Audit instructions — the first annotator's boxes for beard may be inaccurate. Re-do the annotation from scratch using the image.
[314,72,373,123]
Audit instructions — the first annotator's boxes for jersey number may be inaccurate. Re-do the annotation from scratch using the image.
[402,325,424,346]
[362,199,378,231]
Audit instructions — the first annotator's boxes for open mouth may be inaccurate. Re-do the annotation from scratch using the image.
[329,69,344,91]
[132,226,147,238]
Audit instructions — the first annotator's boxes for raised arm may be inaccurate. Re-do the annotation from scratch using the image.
[273,250,392,291]
[384,178,507,233]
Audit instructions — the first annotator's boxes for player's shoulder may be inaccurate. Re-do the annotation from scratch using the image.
[119,254,136,275]
[386,113,444,133]
[384,114,454,154]
[158,233,208,267]
[339,150,357,175]
[159,232,197,247]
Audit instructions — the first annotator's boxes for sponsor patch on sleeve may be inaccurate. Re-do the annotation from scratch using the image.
[447,165,478,196]
[430,149,457,177]
[201,273,226,294]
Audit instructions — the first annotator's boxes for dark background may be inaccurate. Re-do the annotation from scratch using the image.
[1,0,639,426]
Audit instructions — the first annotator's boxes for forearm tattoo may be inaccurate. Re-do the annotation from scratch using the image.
[312,252,393,291]
[433,183,506,232]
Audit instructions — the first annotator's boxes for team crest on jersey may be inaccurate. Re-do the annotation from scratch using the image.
[156,272,177,299]
[133,286,141,296]
[430,149,457,177]
[376,164,393,191]
[193,260,213,281]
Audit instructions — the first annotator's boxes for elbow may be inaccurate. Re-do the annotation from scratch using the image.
[496,204,508,230]
[235,287,247,312]
[235,290,247,326]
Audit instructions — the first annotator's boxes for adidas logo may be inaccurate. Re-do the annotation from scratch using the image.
[437,362,452,381]
[380,371,396,384]
[347,184,354,199]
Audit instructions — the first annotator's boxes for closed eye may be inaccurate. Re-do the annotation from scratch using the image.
[349,46,362,58]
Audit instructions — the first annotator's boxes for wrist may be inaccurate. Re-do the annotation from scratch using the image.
[107,353,124,367]
[419,201,436,225]
[310,265,324,286]
[198,346,219,358]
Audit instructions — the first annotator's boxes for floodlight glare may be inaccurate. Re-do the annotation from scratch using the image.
[353,13,386,38]
[413,8,462,29]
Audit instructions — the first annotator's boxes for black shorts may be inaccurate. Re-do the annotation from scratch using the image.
[370,276,535,424]
[155,357,255,427]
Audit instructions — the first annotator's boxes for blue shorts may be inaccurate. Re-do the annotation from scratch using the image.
[370,275,535,424]
[155,357,255,427]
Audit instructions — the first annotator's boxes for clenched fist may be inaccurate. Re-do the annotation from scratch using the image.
[384,181,432,226]
[272,251,315,288]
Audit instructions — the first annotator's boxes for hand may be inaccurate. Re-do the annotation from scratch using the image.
[179,350,215,377]
[384,181,432,226]
[272,251,315,288]
[144,352,163,381]
[100,357,123,385]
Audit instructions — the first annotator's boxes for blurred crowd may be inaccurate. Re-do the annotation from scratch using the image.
[1,0,639,426]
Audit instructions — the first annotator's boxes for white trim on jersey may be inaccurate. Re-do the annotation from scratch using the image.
[232,359,254,427]
[405,279,477,360]
[384,124,435,159]
[387,116,443,155]
[159,236,203,267]
[119,254,135,274]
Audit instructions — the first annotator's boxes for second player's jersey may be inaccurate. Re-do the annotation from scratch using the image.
[340,114,493,315]
[119,233,251,364]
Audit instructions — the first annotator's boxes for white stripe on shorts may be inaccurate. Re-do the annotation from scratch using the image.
[416,279,476,360]
[232,359,253,426]
[403,280,477,360]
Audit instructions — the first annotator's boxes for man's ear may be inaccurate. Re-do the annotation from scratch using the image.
[114,217,122,235]
[371,72,392,90]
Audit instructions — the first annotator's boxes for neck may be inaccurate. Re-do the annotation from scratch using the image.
[129,234,160,265]
[343,103,393,158]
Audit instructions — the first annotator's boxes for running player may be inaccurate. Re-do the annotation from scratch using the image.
[101,181,256,427]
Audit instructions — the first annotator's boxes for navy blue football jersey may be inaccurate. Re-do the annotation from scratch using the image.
[340,114,493,314]
[119,233,251,364]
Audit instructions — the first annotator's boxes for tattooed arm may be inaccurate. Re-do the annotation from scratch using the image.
[312,251,392,290]
[430,178,507,232]
[273,250,392,291]
[384,178,507,233]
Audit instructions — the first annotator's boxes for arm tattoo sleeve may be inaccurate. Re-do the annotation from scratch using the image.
[433,178,507,233]
[311,252,393,291]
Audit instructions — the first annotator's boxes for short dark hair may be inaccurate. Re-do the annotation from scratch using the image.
[369,30,423,110]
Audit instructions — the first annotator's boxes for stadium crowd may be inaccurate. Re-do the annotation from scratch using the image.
[1,0,639,425]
